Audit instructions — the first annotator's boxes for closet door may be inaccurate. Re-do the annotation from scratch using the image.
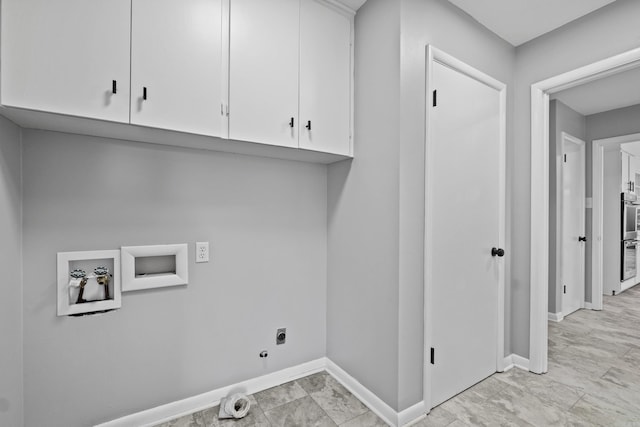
[299,0,352,155]
[1,0,131,122]
[228,0,299,148]
[131,0,224,136]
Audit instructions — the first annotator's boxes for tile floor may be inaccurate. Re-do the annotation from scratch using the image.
[154,370,386,426]
[157,284,640,426]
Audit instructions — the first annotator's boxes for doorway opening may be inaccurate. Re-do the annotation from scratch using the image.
[530,47,640,374]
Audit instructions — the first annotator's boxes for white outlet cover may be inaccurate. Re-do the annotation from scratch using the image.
[196,242,209,263]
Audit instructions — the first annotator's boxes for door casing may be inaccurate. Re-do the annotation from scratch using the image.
[423,45,507,411]
[529,47,640,374]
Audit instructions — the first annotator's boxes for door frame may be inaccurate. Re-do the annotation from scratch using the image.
[529,47,640,374]
[559,132,586,317]
[592,133,640,307]
[423,45,506,410]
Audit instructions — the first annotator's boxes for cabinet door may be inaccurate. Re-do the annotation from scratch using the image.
[299,0,352,155]
[131,0,224,136]
[229,0,299,148]
[1,0,130,122]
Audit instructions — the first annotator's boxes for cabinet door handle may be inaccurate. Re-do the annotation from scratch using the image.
[112,80,117,94]
[143,87,147,100]
[305,120,311,130]
[289,117,294,128]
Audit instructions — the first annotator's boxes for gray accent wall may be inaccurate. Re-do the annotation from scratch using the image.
[548,100,586,314]
[512,0,640,357]
[0,115,23,427]
[327,0,514,412]
[21,130,328,427]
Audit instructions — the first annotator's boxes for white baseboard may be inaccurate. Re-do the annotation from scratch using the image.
[502,354,530,371]
[398,402,427,426]
[548,312,564,322]
[94,358,327,427]
[94,357,428,427]
[324,359,426,426]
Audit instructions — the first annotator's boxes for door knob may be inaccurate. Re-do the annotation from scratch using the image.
[578,236,587,242]
[491,247,505,257]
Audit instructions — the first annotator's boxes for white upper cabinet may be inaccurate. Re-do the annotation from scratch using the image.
[1,0,131,123]
[299,0,352,155]
[228,0,300,148]
[0,0,353,162]
[130,0,224,137]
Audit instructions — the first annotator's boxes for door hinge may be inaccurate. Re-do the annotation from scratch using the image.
[564,154,567,163]
[563,285,567,294]
[430,347,435,365]
[432,90,437,107]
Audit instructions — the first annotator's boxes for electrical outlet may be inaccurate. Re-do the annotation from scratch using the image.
[195,242,209,263]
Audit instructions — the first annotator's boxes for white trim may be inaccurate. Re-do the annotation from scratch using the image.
[316,0,357,17]
[548,312,564,322]
[398,403,428,427]
[94,358,327,427]
[325,359,427,427]
[95,357,428,427]
[324,359,397,426]
[502,354,531,372]
[424,45,507,410]
[530,47,640,376]
[121,244,188,291]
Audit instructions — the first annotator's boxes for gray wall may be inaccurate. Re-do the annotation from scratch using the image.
[548,100,586,314]
[21,130,328,427]
[0,115,23,427]
[327,0,401,410]
[512,0,640,357]
[586,104,640,142]
[327,0,514,412]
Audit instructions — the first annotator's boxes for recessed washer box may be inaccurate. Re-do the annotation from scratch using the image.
[56,249,122,316]
[121,244,188,292]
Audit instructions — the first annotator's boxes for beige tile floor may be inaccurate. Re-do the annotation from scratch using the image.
[157,284,640,426]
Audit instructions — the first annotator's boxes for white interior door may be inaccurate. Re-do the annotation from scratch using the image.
[561,133,586,317]
[428,57,505,407]
[130,0,223,137]
[228,0,299,148]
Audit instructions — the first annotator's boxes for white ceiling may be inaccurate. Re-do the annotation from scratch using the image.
[446,0,617,46]
[552,66,640,116]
